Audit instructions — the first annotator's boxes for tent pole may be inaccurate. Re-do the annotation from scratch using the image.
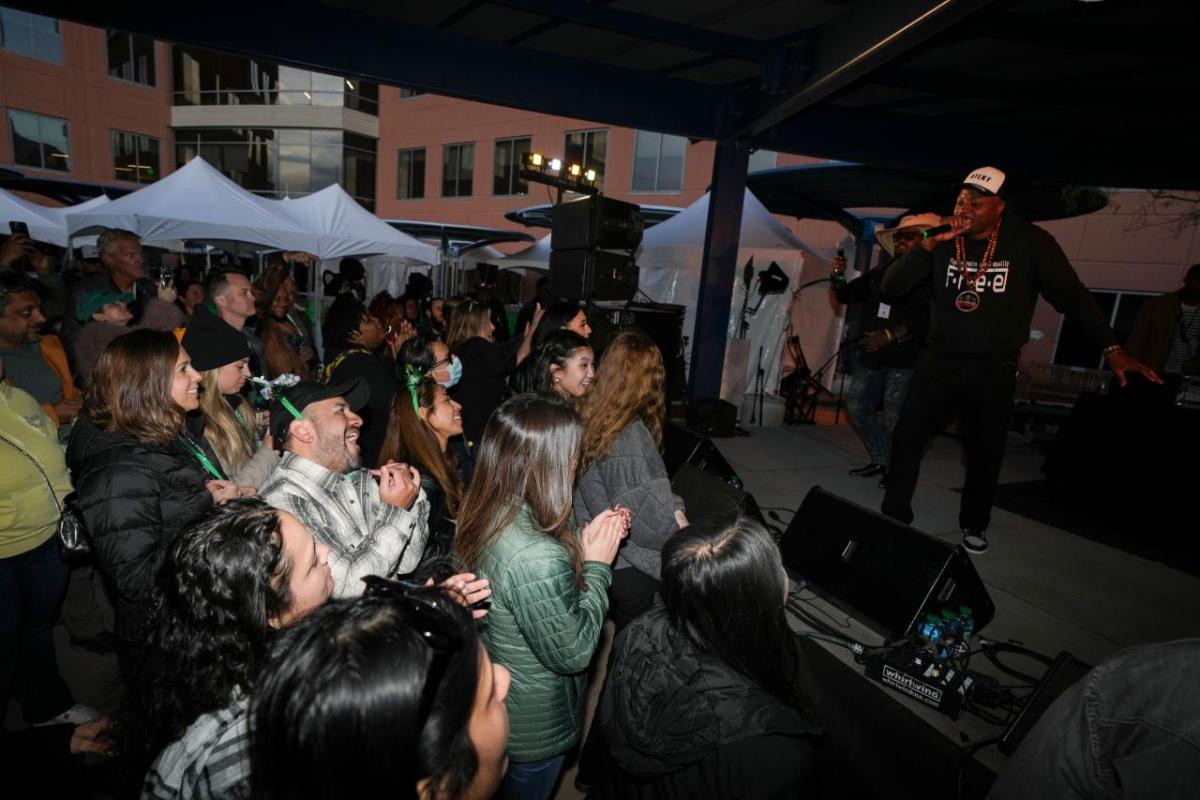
[688,138,749,400]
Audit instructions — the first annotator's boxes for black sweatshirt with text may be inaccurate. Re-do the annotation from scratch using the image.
[881,214,1116,362]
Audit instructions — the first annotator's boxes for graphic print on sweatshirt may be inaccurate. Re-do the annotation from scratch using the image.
[945,258,1011,295]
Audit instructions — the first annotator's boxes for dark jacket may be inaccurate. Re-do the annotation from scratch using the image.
[450,335,523,447]
[65,415,213,641]
[574,419,684,580]
[882,215,1116,363]
[591,605,820,800]
[835,259,929,370]
[1125,290,1200,375]
[325,348,400,468]
[414,443,474,571]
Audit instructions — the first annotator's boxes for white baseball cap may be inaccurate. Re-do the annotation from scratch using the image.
[962,166,1006,197]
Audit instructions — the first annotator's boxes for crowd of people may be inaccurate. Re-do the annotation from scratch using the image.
[1,228,820,799]
[4,163,1192,799]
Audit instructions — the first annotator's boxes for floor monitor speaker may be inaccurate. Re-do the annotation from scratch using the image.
[780,487,995,640]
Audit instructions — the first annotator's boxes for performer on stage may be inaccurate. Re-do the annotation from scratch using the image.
[833,213,938,486]
[879,167,1159,554]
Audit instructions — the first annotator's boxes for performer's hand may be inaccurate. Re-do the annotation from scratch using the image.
[831,253,847,277]
[1107,349,1162,388]
[861,330,892,352]
[921,215,967,251]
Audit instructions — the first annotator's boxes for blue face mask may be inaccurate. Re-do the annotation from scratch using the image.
[440,355,463,388]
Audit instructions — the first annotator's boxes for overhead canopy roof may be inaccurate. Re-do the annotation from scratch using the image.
[29,0,1200,189]
[505,203,682,230]
[746,162,1109,231]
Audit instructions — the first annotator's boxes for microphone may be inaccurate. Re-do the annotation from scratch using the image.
[920,223,954,239]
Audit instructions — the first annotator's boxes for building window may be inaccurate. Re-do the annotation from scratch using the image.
[174,127,377,210]
[748,148,778,173]
[0,8,62,64]
[563,129,606,191]
[107,30,156,85]
[171,45,378,115]
[1052,290,1153,369]
[396,147,426,200]
[631,130,686,193]
[442,142,474,198]
[112,131,160,183]
[493,136,531,196]
[8,109,69,172]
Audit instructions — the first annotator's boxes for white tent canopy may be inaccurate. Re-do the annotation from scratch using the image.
[66,157,321,253]
[494,234,550,272]
[0,188,71,246]
[636,188,834,402]
[275,184,437,264]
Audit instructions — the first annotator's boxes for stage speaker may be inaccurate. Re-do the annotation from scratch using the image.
[663,423,743,490]
[548,249,638,301]
[670,463,765,529]
[780,487,995,640]
[588,301,686,403]
[551,195,644,251]
[687,398,738,438]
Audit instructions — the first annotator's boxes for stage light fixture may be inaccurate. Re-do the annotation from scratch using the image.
[550,158,562,172]
[568,163,582,177]
[584,168,597,183]
[527,152,544,168]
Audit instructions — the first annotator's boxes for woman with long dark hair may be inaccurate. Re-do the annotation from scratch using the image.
[445,299,539,447]
[132,498,332,797]
[379,373,468,566]
[455,395,628,800]
[66,329,245,644]
[591,518,820,799]
[532,299,591,344]
[510,329,594,400]
[575,331,687,627]
[250,586,511,800]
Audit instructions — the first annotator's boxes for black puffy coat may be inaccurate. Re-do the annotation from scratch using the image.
[590,605,821,800]
[66,415,213,642]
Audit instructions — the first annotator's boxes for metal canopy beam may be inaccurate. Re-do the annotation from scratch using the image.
[689,139,749,400]
[489,0,770,63]
[743,0,995,138]
[28,0,729,143]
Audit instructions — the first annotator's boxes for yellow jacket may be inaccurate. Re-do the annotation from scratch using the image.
[0,382,71,558]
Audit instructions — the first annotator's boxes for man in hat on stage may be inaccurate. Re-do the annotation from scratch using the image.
[879,167,1158,554]
[832,212,939,485]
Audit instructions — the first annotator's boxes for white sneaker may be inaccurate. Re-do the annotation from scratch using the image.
[32,703,101,726]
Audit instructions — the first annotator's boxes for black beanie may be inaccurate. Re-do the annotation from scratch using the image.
[181,317,252,372]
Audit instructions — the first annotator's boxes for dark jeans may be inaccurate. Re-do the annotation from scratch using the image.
[881,351,1017,531]
[990,639,1200,799]
[845,366,914,466]
[609,567,661,630]
[0,536,74,723]
[496,754,566,800]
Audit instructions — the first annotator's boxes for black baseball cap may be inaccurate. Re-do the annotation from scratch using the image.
[269,378,369,441]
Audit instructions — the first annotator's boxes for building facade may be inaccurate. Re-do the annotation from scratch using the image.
[3,8,1199,374]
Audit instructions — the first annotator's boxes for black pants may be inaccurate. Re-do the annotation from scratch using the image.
[881,351,1017,532]
[608,567,661,630]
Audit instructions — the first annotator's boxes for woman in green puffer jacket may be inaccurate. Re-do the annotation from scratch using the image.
[456,394,629,800]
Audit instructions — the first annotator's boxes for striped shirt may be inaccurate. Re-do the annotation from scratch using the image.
[142,698,250,800]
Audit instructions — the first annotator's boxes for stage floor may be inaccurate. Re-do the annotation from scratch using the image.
[714,421,1200,782]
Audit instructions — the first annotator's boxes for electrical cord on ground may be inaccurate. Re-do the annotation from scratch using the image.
[978,641,1053,685]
